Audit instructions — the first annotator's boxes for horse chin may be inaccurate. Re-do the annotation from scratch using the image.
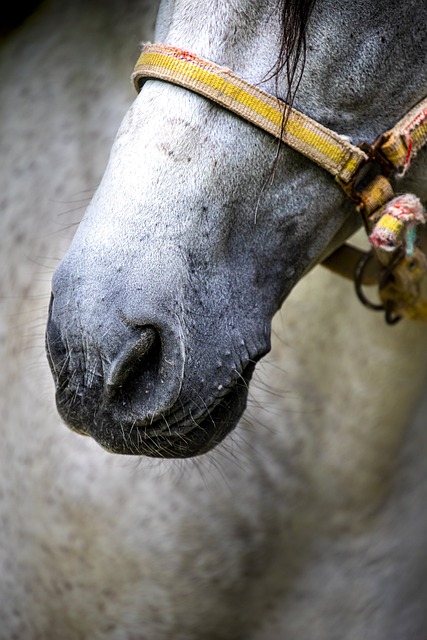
[57,363,256,458]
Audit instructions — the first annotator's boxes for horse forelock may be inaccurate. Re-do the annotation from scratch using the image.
[276,0,317,102]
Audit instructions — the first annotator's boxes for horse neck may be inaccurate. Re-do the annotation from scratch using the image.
[269,264,427,521]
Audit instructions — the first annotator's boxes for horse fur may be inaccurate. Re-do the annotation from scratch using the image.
[2,0,427,638]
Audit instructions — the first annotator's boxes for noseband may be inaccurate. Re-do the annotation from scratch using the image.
[132,44,427,323]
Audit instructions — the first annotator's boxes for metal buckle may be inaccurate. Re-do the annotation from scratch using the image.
[336,138,395,211]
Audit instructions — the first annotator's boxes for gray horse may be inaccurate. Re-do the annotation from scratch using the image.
[46,0,427,458]
[3,0,427,638]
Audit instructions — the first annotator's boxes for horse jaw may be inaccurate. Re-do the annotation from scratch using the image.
[46,0,427,457]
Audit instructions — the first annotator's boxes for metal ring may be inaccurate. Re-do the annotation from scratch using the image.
[354,251,385,312]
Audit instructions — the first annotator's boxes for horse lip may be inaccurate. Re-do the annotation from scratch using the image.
[89,361,257,458]
[131,418,195,438]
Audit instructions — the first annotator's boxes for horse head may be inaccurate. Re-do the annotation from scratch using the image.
[46,0,427,457]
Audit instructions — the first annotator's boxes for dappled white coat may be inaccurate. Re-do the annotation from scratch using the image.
[2,1,427,639]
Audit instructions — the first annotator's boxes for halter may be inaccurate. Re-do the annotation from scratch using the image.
[132,43,427,323]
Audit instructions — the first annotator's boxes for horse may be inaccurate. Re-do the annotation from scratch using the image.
[2,0,427,638]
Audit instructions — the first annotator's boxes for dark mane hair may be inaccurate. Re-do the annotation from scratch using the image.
[276,0,317,104]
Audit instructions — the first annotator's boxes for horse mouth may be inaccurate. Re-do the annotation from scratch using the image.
[58,362,256,458]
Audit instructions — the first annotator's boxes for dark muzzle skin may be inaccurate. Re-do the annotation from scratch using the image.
[45,247,273,458]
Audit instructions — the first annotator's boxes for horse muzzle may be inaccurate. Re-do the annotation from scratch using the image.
[45,290,260,458]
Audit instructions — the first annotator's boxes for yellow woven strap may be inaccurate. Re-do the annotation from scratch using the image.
[380,97,427,175]
[132,44,368,184]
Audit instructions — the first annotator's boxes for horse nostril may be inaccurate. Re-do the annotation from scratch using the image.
[106,326,159,393]
[45,294,68,382]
